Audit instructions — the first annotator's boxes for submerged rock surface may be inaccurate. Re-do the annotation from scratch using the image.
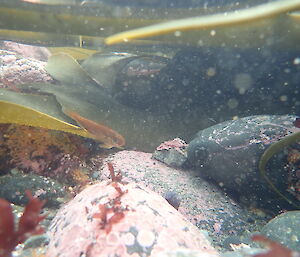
[97,150,259,249]
[187,115,300,209]
[46,181,219,257]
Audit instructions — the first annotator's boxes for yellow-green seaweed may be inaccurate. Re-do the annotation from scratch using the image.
[105,0,300,45]
[0,100,92,138]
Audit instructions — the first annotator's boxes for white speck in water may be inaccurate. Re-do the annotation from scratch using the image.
[293,57,300,65]
[279,95,288,102]
[174,31,181,37]
[182,79,190,86]
[207,67,216,77]
[234,73,252,94]
[227,98,239,109]
[197,40,204,46]
[210,30,216,36]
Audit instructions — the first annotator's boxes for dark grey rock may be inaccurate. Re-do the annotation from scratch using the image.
[152,138,188,168]
[0,171,68,208]
[187,115,300,209]
[23,235,49,249]
[261,211,300,251]
[164,191,181,210]
[153,148,187,168]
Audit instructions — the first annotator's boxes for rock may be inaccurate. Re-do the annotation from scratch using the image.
[23,235,49,250]
[46,181,219,257]
[260,210,300,251]
[157,248,218,257]
[152,138,188,168]
[220,248,265,257]
[1,41,50,61]
[0,47,52,88]
[186,115,300,209]
[0,171,68,208]
[164,191,181,210]
[95,150,260,250]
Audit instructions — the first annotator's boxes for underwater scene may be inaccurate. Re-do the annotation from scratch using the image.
[0,0,300,256]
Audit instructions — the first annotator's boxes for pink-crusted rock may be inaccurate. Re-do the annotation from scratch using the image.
[1,41,50,61]
[0,41,53,89]
[46,180,219,257]
[94,151,258,250]
[0,50,53,88]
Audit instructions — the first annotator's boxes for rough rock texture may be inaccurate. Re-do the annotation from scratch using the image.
[1,41,50,61]
[0,172,67,208]
[46,181,219,257]
[0,41,52,88]
[95,150,260,250]
[186,115,300,209]
[261,211,300,251]
[152,138,188,168]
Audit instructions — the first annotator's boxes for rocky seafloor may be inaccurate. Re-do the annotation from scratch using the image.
[0,41,299,257]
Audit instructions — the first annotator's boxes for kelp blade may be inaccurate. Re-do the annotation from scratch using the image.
[47,47,97,60]
[0,0,299,49]
[0,100,93,139]
[105,0,300,49]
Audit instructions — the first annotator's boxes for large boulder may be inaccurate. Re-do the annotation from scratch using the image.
[187,115,300,209]
[46,181,219,257]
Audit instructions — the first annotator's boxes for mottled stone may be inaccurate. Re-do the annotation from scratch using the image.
[0,172,67,208]
[96,151,259,250]
[187,115,300,209]
[46,181,219,257]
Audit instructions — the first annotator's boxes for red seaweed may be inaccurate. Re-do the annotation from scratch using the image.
[0,190,46,257]
[107,162,123,183]
[294,117,300,128]
[92,163,128,234]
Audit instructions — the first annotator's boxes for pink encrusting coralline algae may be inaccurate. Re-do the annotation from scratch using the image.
[156,138,188,153]
[0,42,52,89]
[46,179,219,257]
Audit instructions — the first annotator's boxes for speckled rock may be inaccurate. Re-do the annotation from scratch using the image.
[96,151,261,251]
[1,41,50,61]
[0,48,52,87]
[187,115,300,208]
[46,181,219,257]
[157,248,218,257]
[0,172,68,208]
[220,248,265,257]
[260,210,300,251]
[23,235,49,250]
